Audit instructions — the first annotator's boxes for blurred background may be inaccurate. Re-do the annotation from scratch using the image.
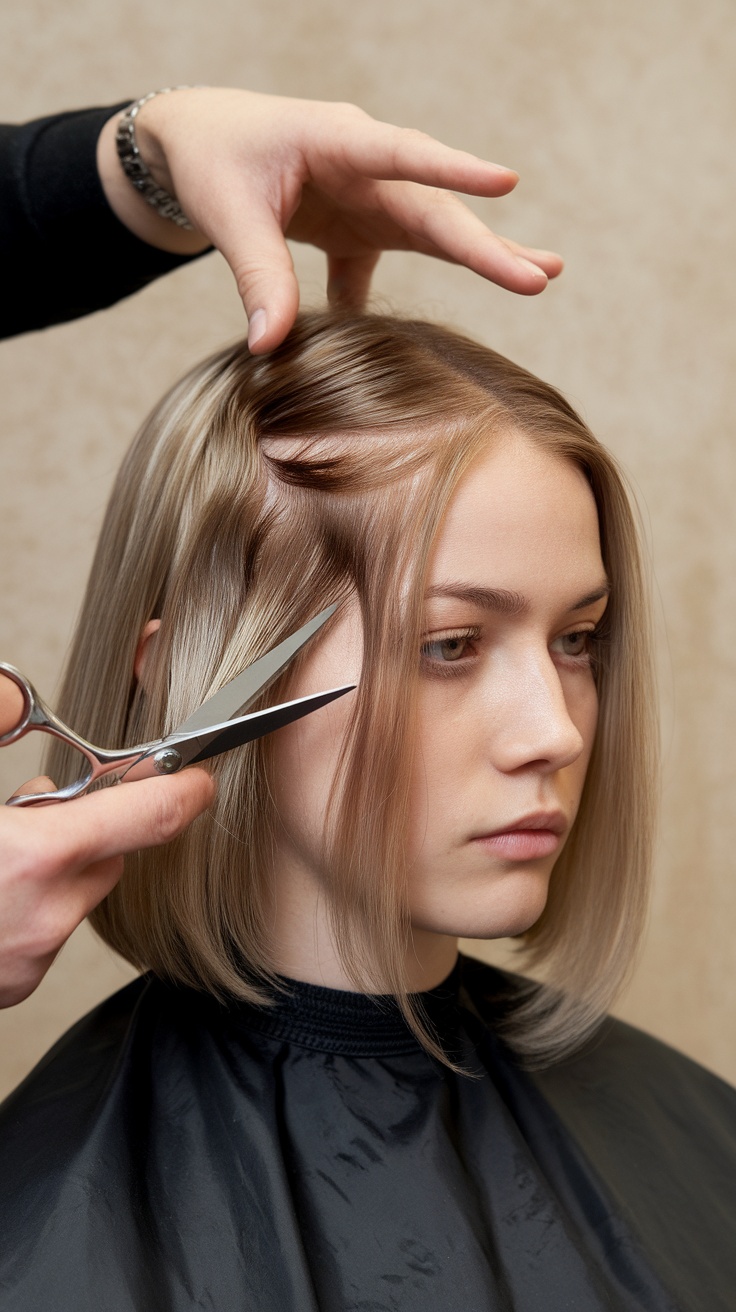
[1,0,735,1096]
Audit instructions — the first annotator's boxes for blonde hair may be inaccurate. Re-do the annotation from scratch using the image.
[47,312,657,1067]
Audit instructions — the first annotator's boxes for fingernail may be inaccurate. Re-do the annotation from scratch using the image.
[247,308,267,349]
[519,258,547,280]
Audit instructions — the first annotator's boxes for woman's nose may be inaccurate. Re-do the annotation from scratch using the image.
[486,650,586,775]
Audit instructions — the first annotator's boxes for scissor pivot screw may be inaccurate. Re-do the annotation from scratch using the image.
[153,747,183,775]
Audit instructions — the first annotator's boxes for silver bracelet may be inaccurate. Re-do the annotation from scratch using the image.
[115,88,194,230]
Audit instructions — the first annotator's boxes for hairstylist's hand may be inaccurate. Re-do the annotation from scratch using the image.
[97,88,563,353]
[0,708,214,1007]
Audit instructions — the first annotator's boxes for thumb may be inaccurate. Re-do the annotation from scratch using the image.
[213,198,301,353]
[32,768,216,873]
[10,774,58,800]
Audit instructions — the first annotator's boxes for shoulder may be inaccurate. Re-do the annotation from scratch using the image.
[534,1011,736,1309]
[0,972,234,1290]
[537,1007,736,1115]
[0,975,156,1292]
[459,951,736,1128]
[460,951,734,1087]
[459,953,736,1306]
[532,1006,736,1200]
[0,974,156,1144]
[0,971,214,1191]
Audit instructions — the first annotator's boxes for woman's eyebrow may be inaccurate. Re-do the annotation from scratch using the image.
[425,581,611,615]
[569,583,611,611]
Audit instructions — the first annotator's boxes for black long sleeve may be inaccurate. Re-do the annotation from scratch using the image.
[0,104,203,340]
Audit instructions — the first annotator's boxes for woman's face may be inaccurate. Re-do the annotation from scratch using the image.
[269,431,608,973]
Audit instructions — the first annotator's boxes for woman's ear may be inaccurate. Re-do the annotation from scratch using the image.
[134,619,162,686]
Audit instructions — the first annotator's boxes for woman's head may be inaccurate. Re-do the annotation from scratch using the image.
[48,312,656,1066]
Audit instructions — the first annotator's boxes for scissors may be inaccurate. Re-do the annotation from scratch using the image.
[1,605,354,808]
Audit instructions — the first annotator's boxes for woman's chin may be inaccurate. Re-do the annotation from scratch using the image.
[410,865,552,940]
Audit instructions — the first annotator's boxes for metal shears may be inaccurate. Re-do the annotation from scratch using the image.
[1,605,353,808]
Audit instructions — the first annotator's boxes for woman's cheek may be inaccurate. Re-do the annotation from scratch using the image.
[406,692,472,860]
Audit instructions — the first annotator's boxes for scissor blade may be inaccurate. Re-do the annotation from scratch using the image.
[171,605,338,737]
[183,685,355,765]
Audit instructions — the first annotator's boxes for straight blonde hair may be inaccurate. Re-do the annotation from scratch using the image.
[47,312,657,1068]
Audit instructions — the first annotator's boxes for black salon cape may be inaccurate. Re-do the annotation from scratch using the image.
[0,956,734,1312]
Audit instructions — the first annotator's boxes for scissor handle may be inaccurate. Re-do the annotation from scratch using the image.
[0,663,35,747]
[0,662,99,806]
[0,661,156,807]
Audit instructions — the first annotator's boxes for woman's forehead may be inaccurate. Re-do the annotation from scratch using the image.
[427,437,605,606]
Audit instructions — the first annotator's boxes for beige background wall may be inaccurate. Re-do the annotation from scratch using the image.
[1,0,735,1097]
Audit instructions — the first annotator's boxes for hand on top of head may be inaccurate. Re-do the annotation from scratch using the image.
[97,87,564,354]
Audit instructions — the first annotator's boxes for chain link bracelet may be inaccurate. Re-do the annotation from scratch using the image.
[115,88,195,230]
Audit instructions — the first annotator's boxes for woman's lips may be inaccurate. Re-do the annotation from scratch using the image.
[473,830,562,860]
[471,812,566,861]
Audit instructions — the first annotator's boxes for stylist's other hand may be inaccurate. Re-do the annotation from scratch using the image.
[0,768,214,1007]
[97,88,563,353]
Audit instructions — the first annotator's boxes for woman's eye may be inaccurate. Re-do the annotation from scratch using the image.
[421,631,478,667]
[552,630,591,659]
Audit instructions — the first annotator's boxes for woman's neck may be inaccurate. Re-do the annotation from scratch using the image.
[268,848,458,993]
